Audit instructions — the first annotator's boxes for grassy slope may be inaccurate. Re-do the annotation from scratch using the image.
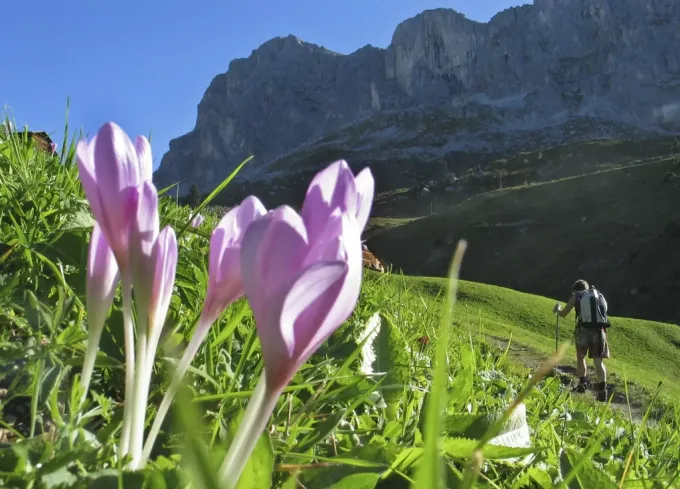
[367,158,680,324]
[367,273,680,400]
[4,117,680,487]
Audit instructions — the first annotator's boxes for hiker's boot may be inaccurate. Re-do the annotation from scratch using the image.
[596,382,609,402]
[572,377,588,393]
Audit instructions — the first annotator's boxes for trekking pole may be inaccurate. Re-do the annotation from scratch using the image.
[554,305,560,353]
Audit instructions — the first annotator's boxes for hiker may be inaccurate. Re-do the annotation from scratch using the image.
[552,279,611,402]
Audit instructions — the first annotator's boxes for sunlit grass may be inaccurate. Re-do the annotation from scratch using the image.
[0,108,678,488]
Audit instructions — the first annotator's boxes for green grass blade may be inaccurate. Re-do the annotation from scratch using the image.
[411,240,467,489]
[177,155,253,240]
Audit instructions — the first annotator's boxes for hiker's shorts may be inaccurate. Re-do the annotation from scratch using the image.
[574,326,610,359]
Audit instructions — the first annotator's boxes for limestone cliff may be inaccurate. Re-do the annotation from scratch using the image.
[154,0,680,195]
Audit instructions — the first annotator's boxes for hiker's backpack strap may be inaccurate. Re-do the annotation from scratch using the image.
[574,292,583,327]
[589,292,598,327]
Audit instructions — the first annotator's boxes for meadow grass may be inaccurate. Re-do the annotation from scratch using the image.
[0,113,679,488]
[386,276,680,401]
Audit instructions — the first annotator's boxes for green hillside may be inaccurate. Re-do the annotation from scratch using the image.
[367,274,680,401]
[367,158,680,324]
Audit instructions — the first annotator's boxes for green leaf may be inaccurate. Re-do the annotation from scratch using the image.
[0,444,30,474]
[82,470,146,489]
[443,413,488,437]
[526,467,556,489]
[448,345,475,408]
[621,479,668,489]
[280,472,301,489]
[38,362,62,407]
[210,301,250,348]
[60,208,94,231]
[173,386,222,489]
[230,417,275,489]
[441,437,537,460]
[373,312,411,408]
[39,465,78,488]
[383,447,423,478]
[382,420,402,440]
[327,473,380,489]
[296,377,384,452]
[559,447,618,489]
[143,469,169,489]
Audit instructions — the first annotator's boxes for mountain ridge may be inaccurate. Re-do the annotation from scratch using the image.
[153,0,680,195]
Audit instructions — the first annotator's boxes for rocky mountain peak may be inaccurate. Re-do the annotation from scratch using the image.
[154,1,680,196]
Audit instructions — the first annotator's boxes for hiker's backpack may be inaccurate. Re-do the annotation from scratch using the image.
[575,286,611,329]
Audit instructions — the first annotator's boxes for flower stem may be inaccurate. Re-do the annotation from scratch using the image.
[138,316,212,467]
[119,274,136,459]
[128,310,167,470]
[78,322,105,408]
[128,312,148,469]
[218,372,278,488]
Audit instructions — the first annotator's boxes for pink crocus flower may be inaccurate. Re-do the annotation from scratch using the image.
[139,196,267,467]
[129,225,178,468]
[241,205,363,392]
[76,122,153,272]
[301,160,374,245]
[79,223,120,404]
[220,161,373,486]
[49,142,58,154]
[75,122,156,461]
[190,213,204,228]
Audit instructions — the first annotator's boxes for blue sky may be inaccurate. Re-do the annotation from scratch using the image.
[2,0,531,170]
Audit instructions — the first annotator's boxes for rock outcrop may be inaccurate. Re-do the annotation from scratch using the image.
[154,0,680,195]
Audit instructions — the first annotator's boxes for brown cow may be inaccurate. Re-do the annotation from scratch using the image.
[362,244,387,273]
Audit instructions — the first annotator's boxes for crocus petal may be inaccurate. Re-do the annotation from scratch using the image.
[301,160,357,243]
[297,213,363,364]
[86,223,120,330]
[239,216,274,318]
[240,206,308,306]
[353,167,375,232]
[149,226,178,332]
[202,196,267,324]
[264,261,348,391]
[94,122,142,201]
[190,213,204,228]
[129,182,160,312]
[202,226,242,324]
[240,207,307,331]
[303,208,346,264]
[238,196,267,227]
[76,137,104,224]
[134,135,153,183]
[78,123,145,268]
[213,197,266,277]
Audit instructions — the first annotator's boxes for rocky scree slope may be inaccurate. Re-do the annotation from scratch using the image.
[153,0,680,197]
